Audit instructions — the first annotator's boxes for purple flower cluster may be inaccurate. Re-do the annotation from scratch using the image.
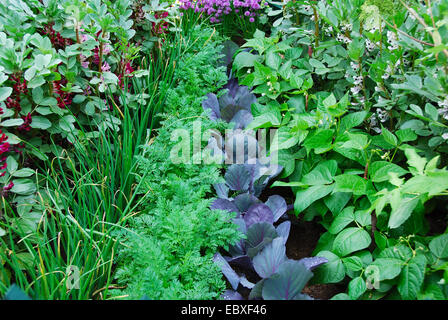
[179,0,265,23]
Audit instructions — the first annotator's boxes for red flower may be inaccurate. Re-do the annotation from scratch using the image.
[0,131,9,177]
[2,181,14,197]
[42,23,73,50]
[18,113,32,132]
[53,78,73,109]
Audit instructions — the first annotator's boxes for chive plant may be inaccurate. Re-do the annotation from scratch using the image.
[0,15,203,300]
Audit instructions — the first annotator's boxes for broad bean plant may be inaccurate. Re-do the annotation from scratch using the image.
[231,0,448,299]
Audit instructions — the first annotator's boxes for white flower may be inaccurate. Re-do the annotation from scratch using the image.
[442,133,448,140]
[351,61,360,71]
[387,31,399,51]
[336,34,351,44]
[353,75,363,85]
[377,108,389,123]
[351,85,362,95]
[247,69,252,74]
[366,39,376,51]
[303,5,312,12]
[438,97,448,108]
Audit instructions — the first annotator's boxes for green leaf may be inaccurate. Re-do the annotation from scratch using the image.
[340,111,367,131]
[265,50,282,70]
[0,87,12,102]
[388,195,420,229]
[402,173,448,196]
[429,234,448,259]
[294,184,334,214]
[331,293,350,300]
[369,161,408,183]
[396,129,417,143]
[246,112,281,130]
[381,126,398,146]
[6,156,18,173]
[309,58,326,69]
[304,129,334,154]
[334,174,366,195]
[329,206,355,234]
[30,116,51,130]
[313,250,346,284]
[348,277,367,300]
[398,255,426,300]
[342,256,364,272]
[301,160,337,186]
[332,227,371,257]
[1,119,24,127]
[32,87,44,104]
[403,147,426,175]
[12,168,35,178]
[290,72,304,89]
[234,52,261,69]
[11,179,37,195]
[348,38,365,61]
[369,258,403,280]
[378,245,413,261]
[39,97,58,106]
[271,127,301,151]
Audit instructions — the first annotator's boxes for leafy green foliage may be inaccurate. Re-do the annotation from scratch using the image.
[233,0,448,300]
[110,29,240,300]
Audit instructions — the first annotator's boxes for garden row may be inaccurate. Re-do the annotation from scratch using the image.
[1,0,448,300]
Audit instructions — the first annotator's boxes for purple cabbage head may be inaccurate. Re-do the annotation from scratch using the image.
[202,79,256,130]
[214,162,283,198]
[211,189,328,300]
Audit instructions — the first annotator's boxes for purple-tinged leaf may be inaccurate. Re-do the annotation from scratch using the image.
[225,255,253,270]
[249,279,266,300]
[223,77,239,96]
[253,237,287,278]
[234,193,260,213]
[202,93,220,120]
[298,257,328,271]
[222,290,244,300]
[262,260,313,300]
[239,275,255,289]
[225,132,259,165]
[244,203,274,228]
[220,41,239,67]
[276,221,291,244]
[245,222,278,258]
[228,218,247,256]
[230,109,253,130]
[252,164,284,197]
[221,104,246,122]
[236,89,257,111]
[265,195,287,222]
[214,183,229,199]
[225,165,251,191]
[213,253,240,290]
[210,199,240,216]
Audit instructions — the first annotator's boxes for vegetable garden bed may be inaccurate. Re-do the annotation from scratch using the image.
[1,0,448,301]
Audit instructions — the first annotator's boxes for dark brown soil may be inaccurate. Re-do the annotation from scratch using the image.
[284,214,343,300]
[231,35,246,47]
[259,183,344,299]
[426,198,448,235]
